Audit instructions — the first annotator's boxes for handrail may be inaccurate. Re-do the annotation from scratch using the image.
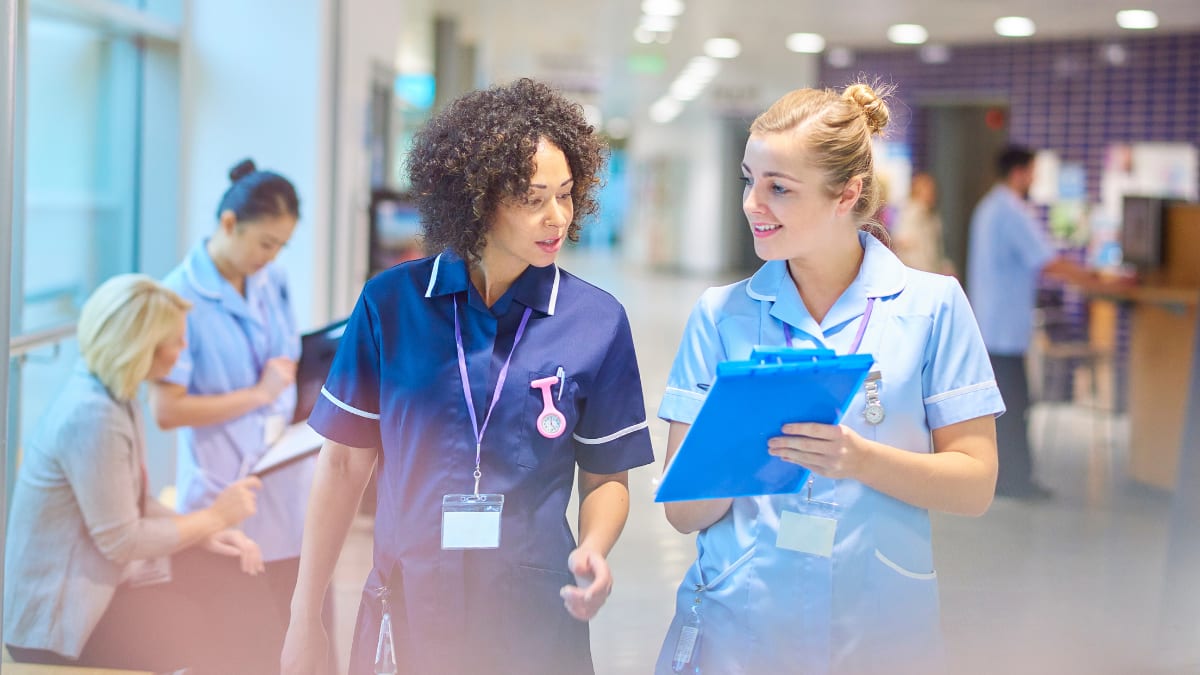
[8,322,76,359]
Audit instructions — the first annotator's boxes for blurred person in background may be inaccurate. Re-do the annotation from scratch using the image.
[893,171,953,275]
[150,159,330,649]
[657,82,1002,674]
[281,78,654,675]
[4,274,281,674]
[967,145,1125,499]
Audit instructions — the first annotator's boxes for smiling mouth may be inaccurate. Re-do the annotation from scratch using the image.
[752,223,781,233]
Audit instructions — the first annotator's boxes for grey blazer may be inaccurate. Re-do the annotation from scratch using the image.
[4,363,179,658]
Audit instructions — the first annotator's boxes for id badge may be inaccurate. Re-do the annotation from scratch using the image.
[776,511,838,557]
[777,481,840,557]
[441,494,504,549]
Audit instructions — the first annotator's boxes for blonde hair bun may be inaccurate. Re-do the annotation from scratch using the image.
[842,83,890,135]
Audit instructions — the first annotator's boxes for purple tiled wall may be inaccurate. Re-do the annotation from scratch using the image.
[821,33,1200,411]
[820,32,1200,201]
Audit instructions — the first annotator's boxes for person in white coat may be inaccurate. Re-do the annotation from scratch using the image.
[656,82,1004,674]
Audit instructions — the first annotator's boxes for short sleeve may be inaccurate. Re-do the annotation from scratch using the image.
[1011,203,1055,273]
[572,309,655,475]
[657,291,726,425]
[921,278,1007,429]
[307,291,383,449]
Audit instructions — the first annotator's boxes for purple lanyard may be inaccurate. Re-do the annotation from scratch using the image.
[783,297,876,355]
[453,295,533,494]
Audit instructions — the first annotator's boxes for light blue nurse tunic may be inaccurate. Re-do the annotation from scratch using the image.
[162,240,309,562]
[656,232,1005,675]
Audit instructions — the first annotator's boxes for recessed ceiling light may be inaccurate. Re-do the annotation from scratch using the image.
[888,24,928,45]
[785,33,826,54]
[704,37,741,59]
[919,44,951,64]
[1116,9,1158,30]
[639,14,676,32]
[826,47,854,68]
[641,0,685,18]
[650,97,683,124]
[1101,43,1129,65]
[994,16,1036,37]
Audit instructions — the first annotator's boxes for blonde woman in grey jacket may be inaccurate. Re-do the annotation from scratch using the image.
[4,274,284,674]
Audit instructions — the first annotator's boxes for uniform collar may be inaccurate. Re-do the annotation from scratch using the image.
[181,239,266,322]
[423,251,562,316]
[746,230,907,337]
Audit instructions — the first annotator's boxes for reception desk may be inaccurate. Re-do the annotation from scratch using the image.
[1093,203,1200,490]
[1122,287,1198,490]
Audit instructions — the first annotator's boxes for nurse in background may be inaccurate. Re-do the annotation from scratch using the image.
[657,83,1004,674]
[151,159,313,633]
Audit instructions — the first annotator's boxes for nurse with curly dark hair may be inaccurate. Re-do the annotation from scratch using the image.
[281,78,654,675]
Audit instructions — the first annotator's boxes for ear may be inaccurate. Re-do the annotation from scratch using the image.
[835,176,864,216]
[218,210,238,234]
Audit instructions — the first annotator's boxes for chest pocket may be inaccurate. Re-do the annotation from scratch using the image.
[517,370,580,469]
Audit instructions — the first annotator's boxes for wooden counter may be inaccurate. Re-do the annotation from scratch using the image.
[1091,203,1200,490]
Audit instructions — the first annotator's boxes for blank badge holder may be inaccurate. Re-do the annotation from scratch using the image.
[441,493,505,549]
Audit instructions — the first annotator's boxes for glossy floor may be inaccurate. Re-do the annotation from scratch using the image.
[329,249,1199,675]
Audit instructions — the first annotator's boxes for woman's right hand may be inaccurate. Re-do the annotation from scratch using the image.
[209,476,262,527]
[280,616,330,675]
[256,356,297,403]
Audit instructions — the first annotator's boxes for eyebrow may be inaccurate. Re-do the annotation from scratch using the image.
[741,163,800,182]
[529,178,575,189]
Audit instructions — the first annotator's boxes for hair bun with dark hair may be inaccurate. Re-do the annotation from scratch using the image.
[229,158,257,183]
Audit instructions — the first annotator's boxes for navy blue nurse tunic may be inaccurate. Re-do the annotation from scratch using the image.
[309,252,655,675]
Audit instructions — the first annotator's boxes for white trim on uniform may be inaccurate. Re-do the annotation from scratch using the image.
[745,285,775,302]
[320,386,381,420]
[547,264,561,316]
[664,386,707,402]
[922,380,997,405]
[183,260,221,300]
[573,420,648,445]
[874,549,937,580]
[424,253,443,298]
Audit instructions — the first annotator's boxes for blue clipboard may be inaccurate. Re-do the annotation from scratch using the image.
[655,348,874,502]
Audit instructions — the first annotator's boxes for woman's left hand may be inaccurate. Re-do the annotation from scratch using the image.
[204,529,266,576]
[560,547,613,622]
[768,422,871,480]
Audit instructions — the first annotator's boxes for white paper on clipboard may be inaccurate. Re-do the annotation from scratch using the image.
[250,422,325,476]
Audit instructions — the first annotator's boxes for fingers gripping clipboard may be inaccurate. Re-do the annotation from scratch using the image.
[655,348,874,502]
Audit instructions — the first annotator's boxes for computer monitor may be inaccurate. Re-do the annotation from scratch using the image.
[292,318,349,424]
[1120,195,1166,272]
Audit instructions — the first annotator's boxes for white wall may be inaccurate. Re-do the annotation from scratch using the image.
[328,0,414,319]
[180,0,334,330]
[624,54,820,274]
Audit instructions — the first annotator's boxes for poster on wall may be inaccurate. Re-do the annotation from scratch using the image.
[1101,142,1199,222]
[872,140,913,230]
[1029,150,1061,205]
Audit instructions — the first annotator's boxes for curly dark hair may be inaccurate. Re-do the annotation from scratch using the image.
[406,78,607,263]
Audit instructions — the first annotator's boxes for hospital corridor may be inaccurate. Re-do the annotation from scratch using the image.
[310,247,1190,675]
[3,1,1200,674]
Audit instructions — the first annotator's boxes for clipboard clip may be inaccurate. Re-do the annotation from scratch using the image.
[749,347,837,365]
